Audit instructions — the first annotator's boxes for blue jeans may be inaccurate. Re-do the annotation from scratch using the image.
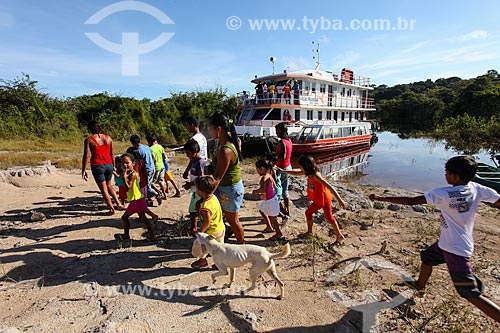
[215,180,244,213]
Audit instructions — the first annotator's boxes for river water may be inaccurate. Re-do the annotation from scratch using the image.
[322,131,493,193]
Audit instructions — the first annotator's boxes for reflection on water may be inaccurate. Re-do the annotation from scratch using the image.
[310,145,370,181]
[301,132,493,193]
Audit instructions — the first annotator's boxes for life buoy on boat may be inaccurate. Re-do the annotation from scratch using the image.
[243,132,251,143]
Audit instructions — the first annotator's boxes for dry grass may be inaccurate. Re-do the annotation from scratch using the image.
[0,140,161,169]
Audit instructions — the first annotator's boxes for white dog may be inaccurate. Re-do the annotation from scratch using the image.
[194,232,291,299]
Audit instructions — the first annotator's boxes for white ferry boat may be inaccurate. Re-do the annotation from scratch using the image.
[235,50,376,154]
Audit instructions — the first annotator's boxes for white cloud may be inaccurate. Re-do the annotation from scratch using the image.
[458,30,488,41]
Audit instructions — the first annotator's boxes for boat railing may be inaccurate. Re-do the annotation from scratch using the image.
[235,91,375,109]
[236,119,300,127]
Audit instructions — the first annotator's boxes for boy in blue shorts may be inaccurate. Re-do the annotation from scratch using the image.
[369,156,500,323]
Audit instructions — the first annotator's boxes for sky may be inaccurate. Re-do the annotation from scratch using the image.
[1,0,499,100]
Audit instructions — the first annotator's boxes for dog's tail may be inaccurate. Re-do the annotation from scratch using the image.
[270,243,291,260]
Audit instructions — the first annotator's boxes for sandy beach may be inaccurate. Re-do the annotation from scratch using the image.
[0,160,499,333]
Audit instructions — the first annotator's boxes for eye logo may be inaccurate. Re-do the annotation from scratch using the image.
[85,1,175,76]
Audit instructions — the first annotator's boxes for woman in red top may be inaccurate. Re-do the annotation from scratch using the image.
[275,122,292,218]
[278,154,347,245]
[82,120,123,215]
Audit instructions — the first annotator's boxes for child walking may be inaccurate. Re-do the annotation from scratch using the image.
[163,154,181,198]
[279,154,347,244]
[114,153,156,242]
[369,156,500,323]
[182,139,205,234]
[252,158,284,241]
[113,155,127,206]
[191,175,225,269]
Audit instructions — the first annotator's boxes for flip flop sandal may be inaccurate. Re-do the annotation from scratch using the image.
[269,235,286,241]
[191,259,208,269]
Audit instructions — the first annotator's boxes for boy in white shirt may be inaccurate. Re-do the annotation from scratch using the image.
[370,156,500,323]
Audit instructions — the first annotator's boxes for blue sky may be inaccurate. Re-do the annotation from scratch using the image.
[1,0,499,99]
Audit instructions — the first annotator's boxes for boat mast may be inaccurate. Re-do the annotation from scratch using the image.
[312,41,320,70]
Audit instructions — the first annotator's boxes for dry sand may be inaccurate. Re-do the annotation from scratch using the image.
[1,161,499,333]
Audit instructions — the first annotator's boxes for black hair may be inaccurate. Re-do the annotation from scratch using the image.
[445,156,477,182]
[183,138,200,153]
[298,154,319,176]
[87,120,102,134]
[130,134,141,145]
[126,146,142,162]
[146,133,157,143]
[256,152,278,183]
[195,175,217,194]
[275,122,289,139]
[181,115,199,127]
[121,153,136,163]
[208,112,243,161]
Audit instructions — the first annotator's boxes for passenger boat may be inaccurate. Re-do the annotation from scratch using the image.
[290,122,373,155]
[472,162,500,193]
[234,44,376,153]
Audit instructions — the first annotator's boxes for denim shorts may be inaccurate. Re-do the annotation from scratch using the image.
[91,163,114,183]
[215,180,244,213]
[277,165,292,199]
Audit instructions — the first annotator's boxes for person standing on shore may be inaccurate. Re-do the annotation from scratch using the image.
[81,120,123,215]
[275,122,292,223]
[207,112,245,244]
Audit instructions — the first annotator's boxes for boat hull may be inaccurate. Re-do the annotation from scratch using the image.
[292,134,372,155]
[472,162,500,193]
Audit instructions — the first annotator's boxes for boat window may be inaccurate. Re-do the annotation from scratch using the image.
[326,111,332,120]
[318,111,323,120]
[360,112,364,120]
[311,82,316,92]
[295,109,300,121]
[331,128,339,138]
[320,84,326,93]
[304,80,310,91]
[341,112,345,121]
[251,108,271,120]
[324,128,333,138]
[307,110,313,120]
[297,127,320,143]
[341,88,346,96]
[347,89,352,97]
[342,127,352,136]
[334,111,338,121]
[267,108,281,120]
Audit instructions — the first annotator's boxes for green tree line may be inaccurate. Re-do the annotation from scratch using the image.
[372,69,500,155]
[0,74,237,145]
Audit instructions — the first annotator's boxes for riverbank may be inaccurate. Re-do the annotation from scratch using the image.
[0,159,499,332]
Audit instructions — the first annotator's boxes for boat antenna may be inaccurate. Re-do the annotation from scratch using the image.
[312,41,320,70]
[270,56,276,74]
